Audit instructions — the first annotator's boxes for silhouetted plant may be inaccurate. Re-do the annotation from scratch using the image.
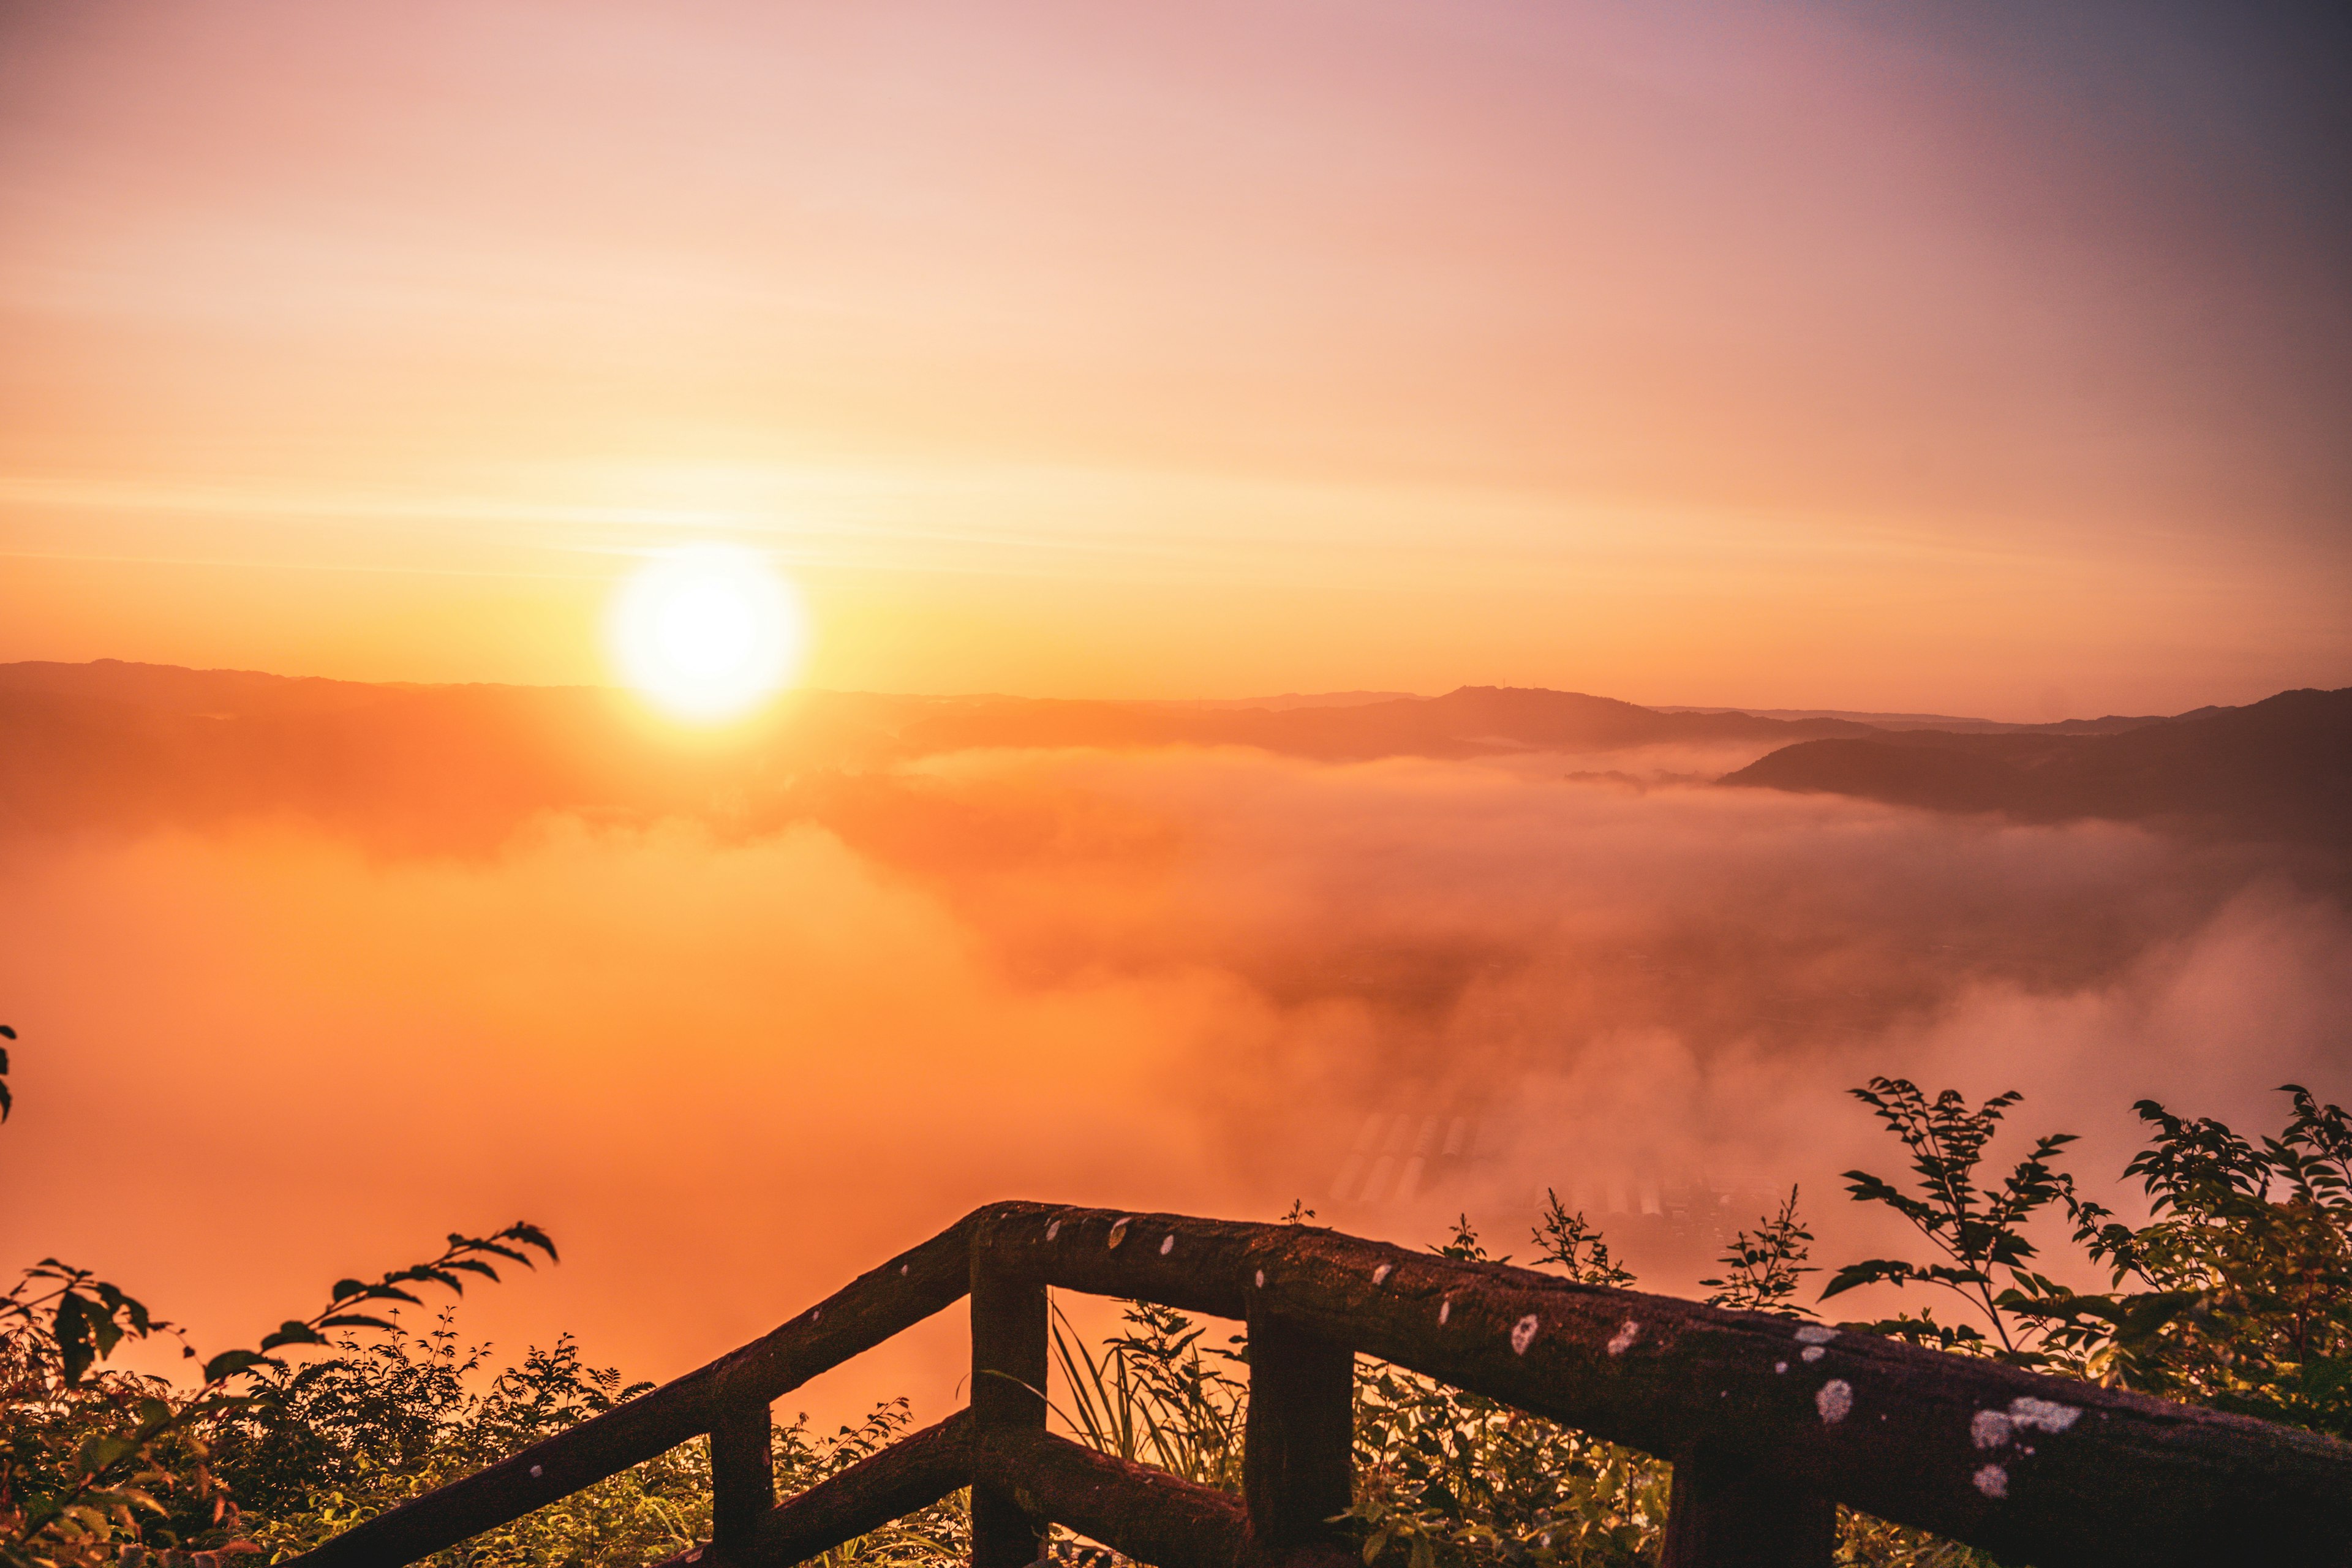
[1700,1187,1817,1317]
[1532,1192,1635,1289]
[1820,1078,2080,1363]
[1816,1077,2352,1562]
[1820,1074,2352,1439]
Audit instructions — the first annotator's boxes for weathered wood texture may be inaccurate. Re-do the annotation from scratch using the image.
[708,1400,775,1560]
[972,1427,1248,1568]
[970,1264,1050,1568]
[649,1411,974,1568]
[1659,1443,1836,1568]
[977,1203,2352,1567]
[659,1412,1308,1568]
[282,1213,981,1568]
[1241,1312,1354,1563]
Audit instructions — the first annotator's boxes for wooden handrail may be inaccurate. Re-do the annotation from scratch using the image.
[284,1200,2352,1568]
[669,1411,974,1568]
[989,1204,2352,1564]
[645,1415,1324,1568]
[971,1428,1260,1568]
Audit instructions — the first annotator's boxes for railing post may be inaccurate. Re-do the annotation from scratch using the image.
[709,1398,775,1563]
[970,1259,1048,1568]
[1242,1311,1354,1566]
[1660,1444,1835,1568]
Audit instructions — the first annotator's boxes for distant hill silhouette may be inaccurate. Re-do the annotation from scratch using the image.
[0,663,1888,780]
[1651,704,2165,736]
[0,658,400,718]
[7,659,2335,856]
[880,684,1887,760]
[1147,690,1421,711]
[1721,688,2352,851]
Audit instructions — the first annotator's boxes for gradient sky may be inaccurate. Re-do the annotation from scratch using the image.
[2,0,2346,716]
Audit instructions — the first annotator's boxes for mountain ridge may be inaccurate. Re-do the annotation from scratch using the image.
[1721,687,2352,853]
[0,660,2176,736]
[4,660,2337,859]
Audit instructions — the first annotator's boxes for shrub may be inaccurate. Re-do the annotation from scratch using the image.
[1821,1073,2352,1439]
[235,1320,964,1568]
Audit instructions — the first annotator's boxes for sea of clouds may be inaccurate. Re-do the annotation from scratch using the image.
[1,742,2343,1424]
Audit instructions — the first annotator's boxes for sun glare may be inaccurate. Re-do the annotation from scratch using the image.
[608,546,806,720]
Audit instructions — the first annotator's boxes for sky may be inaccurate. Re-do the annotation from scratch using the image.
[3,0,2348,716]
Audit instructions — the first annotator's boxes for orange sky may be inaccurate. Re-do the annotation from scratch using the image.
[2,0,2346,716]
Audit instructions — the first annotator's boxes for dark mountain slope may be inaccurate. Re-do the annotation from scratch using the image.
[1722,688,2352,851]
[0,658,396,718]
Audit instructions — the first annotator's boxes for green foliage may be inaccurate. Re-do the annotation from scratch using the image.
[1337,1213,1668,1568]
[0,1316,217,1568]
[235,1321,963,1568]
[1832,1509,1999,1568]
[0,1233,552,1568]
[1049,1298,1247,1493]
[216,1314,621,1540]
[203,1227,559,1390]
[1433,1213,1506,1265]
[6,1264,178,1390]
[2016,1085,2352,1435]
[0,1022,957,1568]
[1346,1361,1668,1568]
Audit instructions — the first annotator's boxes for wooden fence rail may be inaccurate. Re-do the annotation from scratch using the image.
[285,1200,2352,1568]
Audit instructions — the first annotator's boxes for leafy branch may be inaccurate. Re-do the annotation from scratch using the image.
[1819,1077,2081,1362]
[1531,1191,1635,1288]
[1701,1186,1817,1317]
[202,1223,559,1386]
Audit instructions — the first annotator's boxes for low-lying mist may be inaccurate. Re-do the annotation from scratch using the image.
[1,740,2344,1427]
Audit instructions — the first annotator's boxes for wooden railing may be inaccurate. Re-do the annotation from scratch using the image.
[284,1202,2352,1568]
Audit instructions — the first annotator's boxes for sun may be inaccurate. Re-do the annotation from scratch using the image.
[608,546,807,720]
